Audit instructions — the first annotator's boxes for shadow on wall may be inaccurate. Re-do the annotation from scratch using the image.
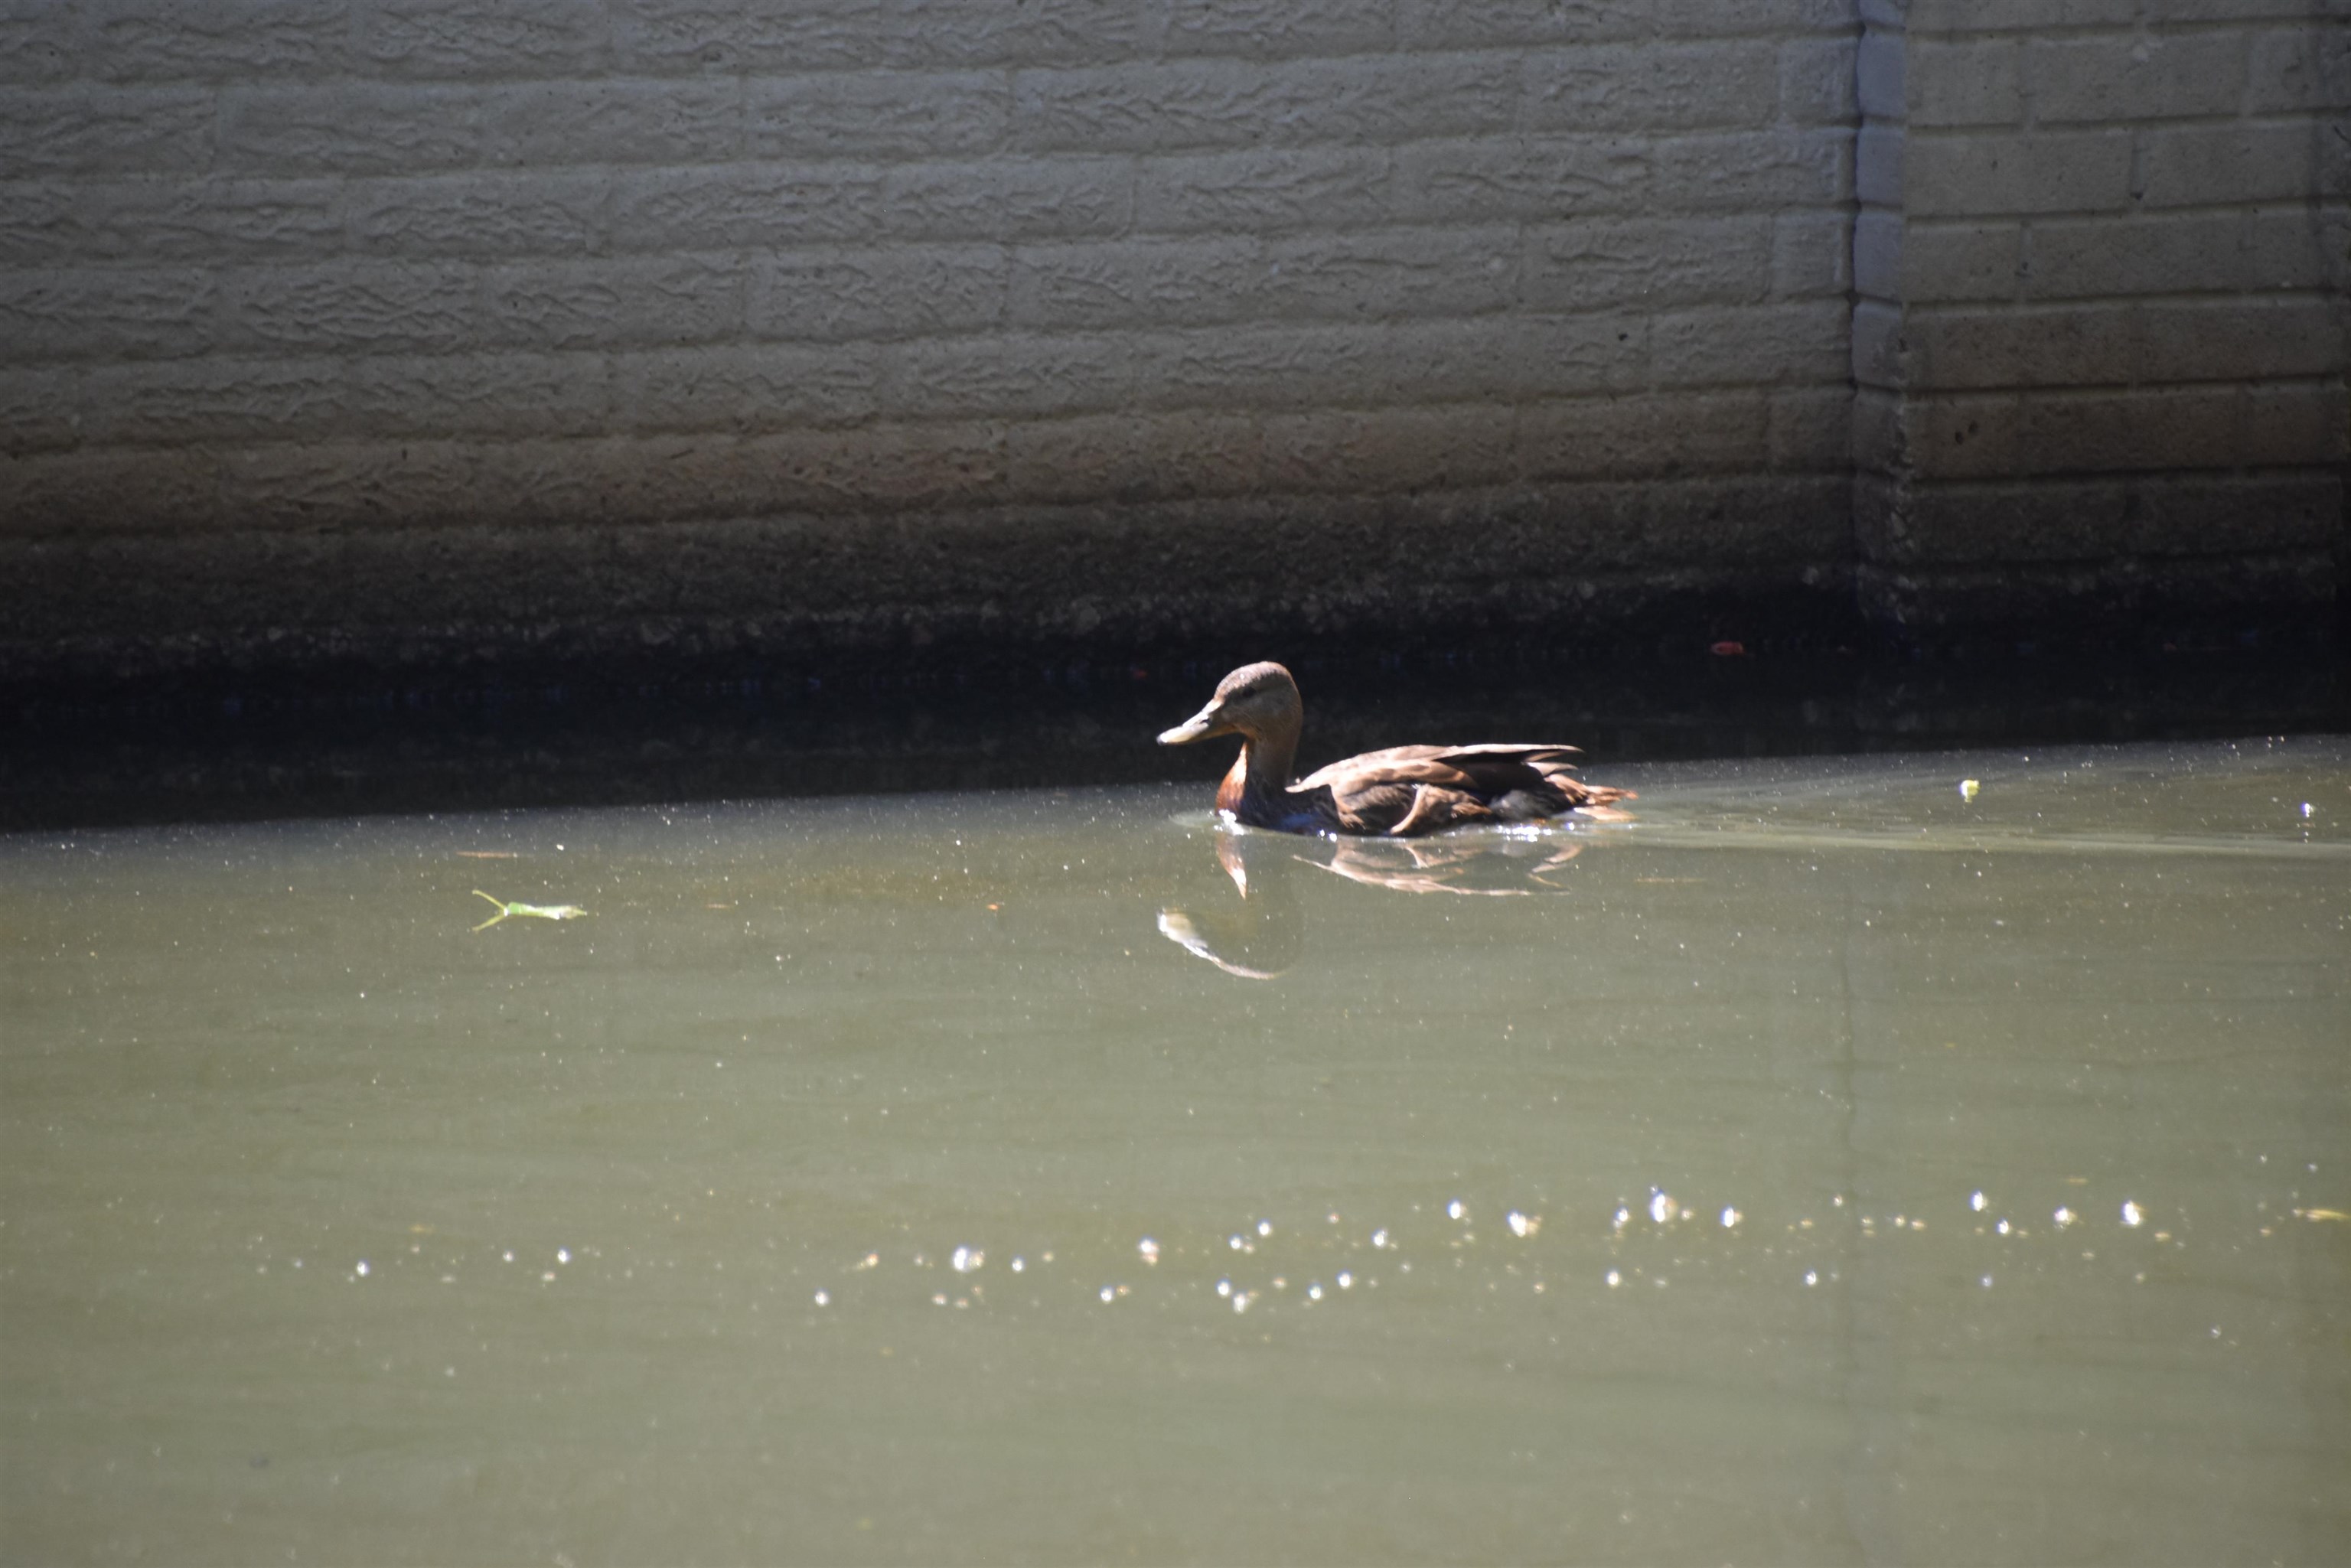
[4,638,2343,831]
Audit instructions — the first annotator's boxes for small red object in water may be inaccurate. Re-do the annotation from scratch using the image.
[1709,641,1747,657]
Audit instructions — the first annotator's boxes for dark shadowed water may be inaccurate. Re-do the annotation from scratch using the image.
[4,735,2346,1565]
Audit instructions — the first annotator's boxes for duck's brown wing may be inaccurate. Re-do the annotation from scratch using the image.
[1294,744,1632,835]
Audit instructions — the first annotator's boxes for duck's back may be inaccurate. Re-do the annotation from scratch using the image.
[1292,742,1629,836]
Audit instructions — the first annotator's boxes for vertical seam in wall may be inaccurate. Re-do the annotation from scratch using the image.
[1847,1,1888,605]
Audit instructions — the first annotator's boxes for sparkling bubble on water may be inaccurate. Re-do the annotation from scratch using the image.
[556,1249,570,1265]
[1507,1211,1538,1238]
[1232,1293,1251,1315]
[1099,1286,1116,1304]
[2053,1208,2077,1229]
[1971,1190,1987,1211]
[1257,1219,1273,1237]
[1612,1208,1631,1231]
[1804,1270,1818,1286]
[1997,1219,2012,1235]
[1336,1271,1354,1289]
[1371,1228,1390,1249]
[355,1260,370,1278]
[1216,1278,1233,1297]
[1447,1200,1466,1221]
[2121,1201,2144,1227]
[1137,1238,1160,1264]
[1649,1191,1678,1224]
[813,1289,830,1306]
[1009,1257,1026,1273]
[1720,1207,1743,1228]
[951,1246,983,1273]
[1307,1282,1324,1301]
[1606,1270,1622,1289]
[1229,1234,1246,1251]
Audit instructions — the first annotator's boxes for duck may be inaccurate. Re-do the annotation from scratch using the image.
[1158,661,1632,836]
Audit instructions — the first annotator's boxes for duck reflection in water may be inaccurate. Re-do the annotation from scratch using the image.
[1156,830,1305,980]
[1156,823,1599,979]
[1310,830,1585,895]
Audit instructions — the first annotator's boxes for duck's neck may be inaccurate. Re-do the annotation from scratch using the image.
[1218,723,1301,815]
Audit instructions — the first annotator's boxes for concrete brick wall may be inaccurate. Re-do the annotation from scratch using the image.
[1853,0,2349,636]
[0,0,2341,680]
[0,0,1864,674]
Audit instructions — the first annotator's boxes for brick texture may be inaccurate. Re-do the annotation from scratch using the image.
[0,0,2341,673]
[1853,2,2348,636]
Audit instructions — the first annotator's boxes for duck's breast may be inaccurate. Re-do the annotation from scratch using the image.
[1215,751,1248,816]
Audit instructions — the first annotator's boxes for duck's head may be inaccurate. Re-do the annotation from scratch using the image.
[1158,661,1303,746]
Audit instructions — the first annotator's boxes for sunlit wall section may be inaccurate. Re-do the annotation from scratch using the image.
[0,2,1859,677]
[1850,0,2349,643]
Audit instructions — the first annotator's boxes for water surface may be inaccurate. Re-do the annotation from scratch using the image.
[4,736,2346,1564]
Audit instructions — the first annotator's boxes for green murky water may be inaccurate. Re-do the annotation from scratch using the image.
[4,735,2346,1565]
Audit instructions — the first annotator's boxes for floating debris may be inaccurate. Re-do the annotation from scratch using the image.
[1959,779,1981,801]
[469,891,589,931]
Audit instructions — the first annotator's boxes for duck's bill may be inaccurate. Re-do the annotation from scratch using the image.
[1157,704,1228,745]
